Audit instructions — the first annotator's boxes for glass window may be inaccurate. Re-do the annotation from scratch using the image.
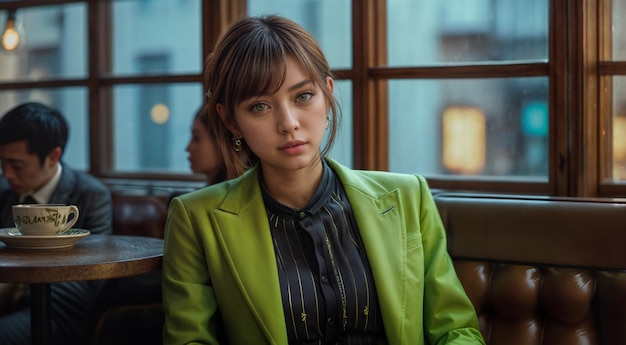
[0,0,621,196]
[610,0,626,181]
[612,0,626,60]
[327,80,353,168]
[247,0,352,69]
[612,77,626,180]
[110,0,202,76]
[0,3,87,81]
[388,77,549,179]
[112,83,203,174]
[0,87,89,170]
[387,0,549,66]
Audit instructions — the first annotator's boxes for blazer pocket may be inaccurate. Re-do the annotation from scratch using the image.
[407,233,423,251]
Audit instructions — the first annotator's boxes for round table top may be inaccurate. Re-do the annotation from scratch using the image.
[0,234,163,284]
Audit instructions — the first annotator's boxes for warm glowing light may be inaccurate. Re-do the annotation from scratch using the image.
[1,10,22,52]
[150,103,170,124]
[614,116,626,161]
[1,26,19,51]
[0,10,24,52]
[442,106,486,175]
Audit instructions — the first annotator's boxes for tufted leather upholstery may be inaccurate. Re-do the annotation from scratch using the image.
[434,193,626,345]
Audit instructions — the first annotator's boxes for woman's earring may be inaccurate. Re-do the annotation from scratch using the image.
[232,136,243,152]
[326,115,331,129]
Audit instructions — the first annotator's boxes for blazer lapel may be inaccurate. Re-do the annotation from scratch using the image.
[328,160,408,343]
[212,167,288,344]
[49,162,75,204]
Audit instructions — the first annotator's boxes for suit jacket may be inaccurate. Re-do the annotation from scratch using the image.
[163,159,484,345]
[0,162,112,234]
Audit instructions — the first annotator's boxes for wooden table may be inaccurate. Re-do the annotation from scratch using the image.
[0,234,163,345]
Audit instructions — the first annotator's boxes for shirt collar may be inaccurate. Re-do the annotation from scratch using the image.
[260,159,335,216]
[20,163,63,204]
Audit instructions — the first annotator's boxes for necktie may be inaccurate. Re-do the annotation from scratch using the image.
[22,195,38,204]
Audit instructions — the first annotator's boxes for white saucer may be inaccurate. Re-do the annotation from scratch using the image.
[0,228,90,250]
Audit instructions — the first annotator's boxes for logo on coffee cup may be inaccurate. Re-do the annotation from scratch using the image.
[14,207,70,227]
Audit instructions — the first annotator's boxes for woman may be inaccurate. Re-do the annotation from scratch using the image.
[168,105,230,205]
[185,104,225,185]
[163,15,485,345]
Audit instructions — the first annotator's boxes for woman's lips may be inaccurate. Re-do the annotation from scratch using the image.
[280,141,306,155]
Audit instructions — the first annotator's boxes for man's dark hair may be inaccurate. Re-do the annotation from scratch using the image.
[0,102,69,166]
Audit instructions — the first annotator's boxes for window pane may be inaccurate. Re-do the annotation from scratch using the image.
[0,3,87,81]
[388,78,548,179]
[0,87,89,170]
[327,80,353,168]
[247,0,352,69]
[112,83,203,174]
[613,0,626,60]
[387,0,548,66]
[111,0,202,76]
[612,77,626,180]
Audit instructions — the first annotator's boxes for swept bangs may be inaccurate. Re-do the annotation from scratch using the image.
[221,19,329,109]
[227,32,288,106]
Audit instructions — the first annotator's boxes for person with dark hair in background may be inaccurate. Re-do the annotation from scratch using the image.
[186,104,225,185]
[167,103,233,206]
[163,15,485,344]
[0,102,112,345]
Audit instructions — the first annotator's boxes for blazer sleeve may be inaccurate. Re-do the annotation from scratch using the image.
[417,176,485,344]
[162,196,222,345]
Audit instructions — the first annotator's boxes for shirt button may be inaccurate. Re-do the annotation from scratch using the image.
[321,275,329,284]
[327,317,335,325]
[298,212,306,219]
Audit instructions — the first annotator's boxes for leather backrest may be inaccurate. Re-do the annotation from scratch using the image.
[434,193,626,345]
[111,193,168,238]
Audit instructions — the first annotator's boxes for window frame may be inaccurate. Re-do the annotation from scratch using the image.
[597,0,626,195]
[351,1,562,195]
[0,0,622,197]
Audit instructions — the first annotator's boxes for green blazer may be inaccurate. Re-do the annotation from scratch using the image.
[163,159,484,345]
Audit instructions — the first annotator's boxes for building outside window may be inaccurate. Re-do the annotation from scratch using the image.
[0,0,623,197]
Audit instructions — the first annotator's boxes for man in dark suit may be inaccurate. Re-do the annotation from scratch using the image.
[0,102,112,345]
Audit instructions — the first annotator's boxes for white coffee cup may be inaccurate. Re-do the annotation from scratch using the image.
[12,204,80,236]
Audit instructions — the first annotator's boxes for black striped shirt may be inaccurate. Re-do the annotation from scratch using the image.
[261,161,385,344]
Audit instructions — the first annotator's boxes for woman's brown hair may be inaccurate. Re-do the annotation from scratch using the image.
[204,15,340,180]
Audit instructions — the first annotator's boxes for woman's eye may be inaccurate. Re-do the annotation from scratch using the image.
[297,92,312,103]
[251,103,267,112]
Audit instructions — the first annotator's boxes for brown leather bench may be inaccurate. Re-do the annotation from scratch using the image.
[95,191,626,344]
[434,193,626,345]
